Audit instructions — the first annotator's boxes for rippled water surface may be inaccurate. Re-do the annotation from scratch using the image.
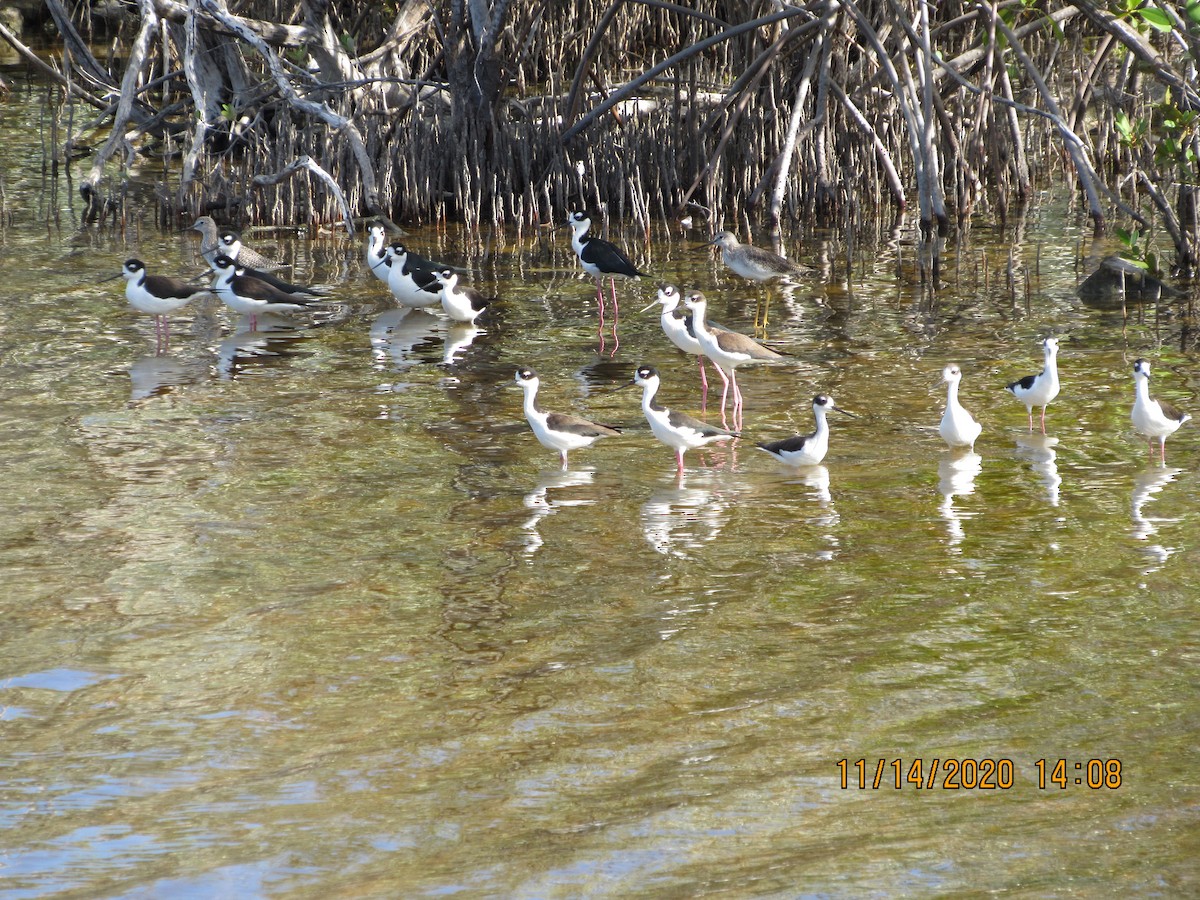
[2,76,1199,897]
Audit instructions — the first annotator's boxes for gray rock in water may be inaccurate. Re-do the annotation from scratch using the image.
[1079,255,1182,308]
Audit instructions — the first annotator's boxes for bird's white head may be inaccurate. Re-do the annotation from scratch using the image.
[218,231,243,257]
[682,291,707,314]
[514,366,540,390]
[942,364,962,384]
[566,211,591,236]
[646,283,681,312]
[633,365,660,390]
[1043,336,1060,356]
[814,394,858,418]
[709,231,738,251]
[211,255,241,277]
[434,269,458,290]
[121,259,145,282]
[1133,358,1151,381]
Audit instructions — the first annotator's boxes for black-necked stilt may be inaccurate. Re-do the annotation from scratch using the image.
[632,365,738,472]
[114,259,208,351]
[385,242,442,308]
[210,255,323,328]
[940,364,983,450]
[708,231,810,282]
[683,290,785,427]
[565,211,648,336]
[209,231,324,297]
[515,367,621,469]
[365,221,392,285]
[434,269,490,323]
[192,216,283,271]
[758,394,856,466]
[1132,358,1190,463]
[641,284,728,396]
[1006,337,1060,433]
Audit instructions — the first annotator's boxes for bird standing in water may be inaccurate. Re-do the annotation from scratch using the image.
[708,230,810,328]
[1131,358,1190,463]
[514,367,621,469]
[565,211,649,354]
[113,259,208,353]
[683,290,786,429]
[633,365,738,473]
[758,394,857,467]
[940,364,983,450]
[1006,337,1060,433]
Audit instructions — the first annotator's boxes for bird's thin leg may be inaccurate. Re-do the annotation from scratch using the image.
[698,357,709,391]
[1040,406,1048,434]
[596,279,606,354]
[1160,438,1167,465]
[755,285,771,334]
[560,449,569,470]
[676,449,685,473]
[1027,410,1034,432]
[608,281,619,357]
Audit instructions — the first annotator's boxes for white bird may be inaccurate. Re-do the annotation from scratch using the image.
[433,269,490,323]
[633,365,738,472]
[758,394,856,466]
[385,242,442,308]
[939,364,983,449]
[1131,358,1190,463]
[564,210,648,319]
[114,258,207,351]
[641,284,727,394]
[683,290,786,426]
[365,221,392,285]
[1006,337,1060,433]
[210,255,323,328]
[514,367,621,469]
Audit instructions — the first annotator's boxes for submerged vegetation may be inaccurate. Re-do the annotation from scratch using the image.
[3,1,1198,269]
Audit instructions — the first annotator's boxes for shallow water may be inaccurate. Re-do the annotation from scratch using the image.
[2,76,1199,897]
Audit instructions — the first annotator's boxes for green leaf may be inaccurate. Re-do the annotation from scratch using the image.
[1187,0,1200,26]
[1136,7,1173,32]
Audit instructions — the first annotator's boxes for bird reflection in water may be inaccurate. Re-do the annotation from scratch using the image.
[781,464,840,560]
[1015,433,1061,507]
[127,354,202,402]
[443,322,484,366]
[214,317,308,379]
[522,469,598,557]
[1131,466,1182,571]
[937,450,982,550]
[640,474,729,558]
[369,307,440,370]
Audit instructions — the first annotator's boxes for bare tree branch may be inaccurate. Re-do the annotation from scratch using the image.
[198,0,380,225]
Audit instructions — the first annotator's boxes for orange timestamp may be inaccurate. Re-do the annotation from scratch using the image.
[836,758,1123,790]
